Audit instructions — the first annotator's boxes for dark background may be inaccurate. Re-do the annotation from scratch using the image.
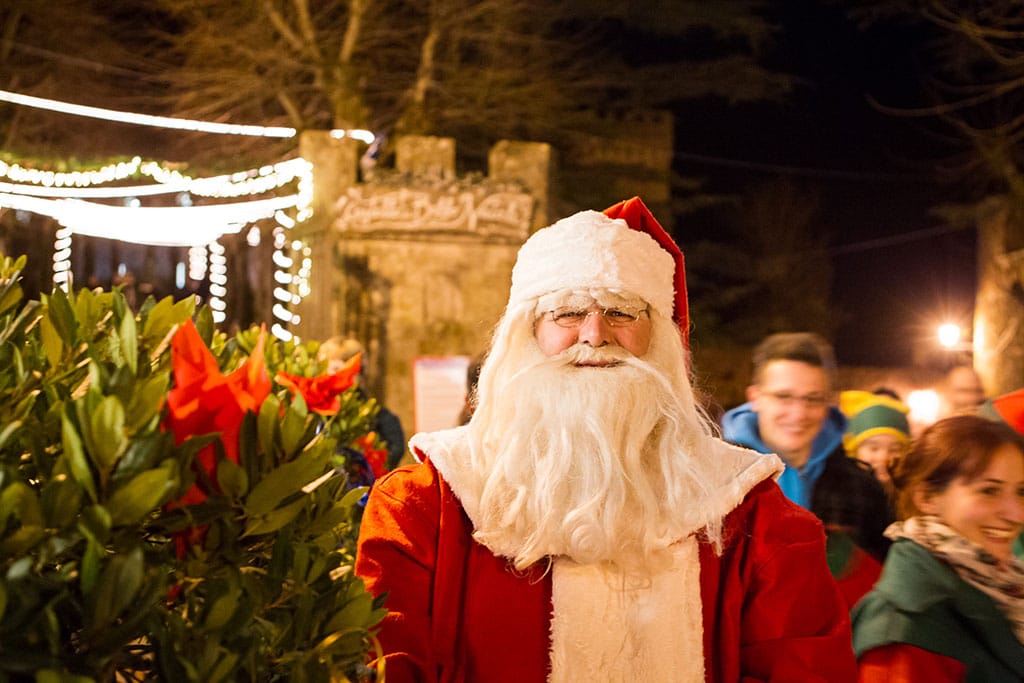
[674,1,975,367]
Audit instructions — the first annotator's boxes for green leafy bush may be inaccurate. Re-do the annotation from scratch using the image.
[0,255,384,682]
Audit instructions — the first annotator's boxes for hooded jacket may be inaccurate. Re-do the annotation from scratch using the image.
[721,402,845,509]
[722,402,892,565]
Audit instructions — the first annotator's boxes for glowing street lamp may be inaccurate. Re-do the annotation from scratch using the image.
[938,323,962,349]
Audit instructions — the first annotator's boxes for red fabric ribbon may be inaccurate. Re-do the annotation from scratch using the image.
[163,320,271,556]
[275,353,362,416]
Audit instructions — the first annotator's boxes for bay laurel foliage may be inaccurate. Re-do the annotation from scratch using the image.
[0,255,385,682]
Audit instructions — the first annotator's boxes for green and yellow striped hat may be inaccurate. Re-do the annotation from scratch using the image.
[839,390,911,454]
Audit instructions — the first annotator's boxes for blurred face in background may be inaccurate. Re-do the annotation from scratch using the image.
[748,360,831,469]
[917,443,1024,563]
[855,434,907,485]
[946,366,985,413]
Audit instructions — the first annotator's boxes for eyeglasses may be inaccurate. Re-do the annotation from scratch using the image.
[760,390,831,409]
[545,306,648,328]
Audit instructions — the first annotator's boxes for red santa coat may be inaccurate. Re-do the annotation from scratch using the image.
[356,456,857,682]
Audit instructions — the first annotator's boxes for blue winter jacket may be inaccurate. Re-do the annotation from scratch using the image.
[720,402,846,510]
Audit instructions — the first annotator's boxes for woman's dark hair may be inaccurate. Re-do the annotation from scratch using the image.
[891,414,1024,520]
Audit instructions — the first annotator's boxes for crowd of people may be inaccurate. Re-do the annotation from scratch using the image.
[344,197,1023,681]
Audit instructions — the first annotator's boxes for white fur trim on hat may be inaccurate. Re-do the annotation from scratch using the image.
[508,210,675,318]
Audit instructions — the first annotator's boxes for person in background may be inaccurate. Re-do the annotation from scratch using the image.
[940,365,986,419]
[852,415,1024,681]
[319,336,406,470]
[840,389,912,496]
[356,197,856,681]
[721,333,892,607]
[457,352,484,425]
[978,386,1024,560]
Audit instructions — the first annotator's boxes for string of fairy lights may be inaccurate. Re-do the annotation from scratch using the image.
[0,88,374,340]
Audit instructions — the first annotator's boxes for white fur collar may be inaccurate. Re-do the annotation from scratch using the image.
[410,426,783,557]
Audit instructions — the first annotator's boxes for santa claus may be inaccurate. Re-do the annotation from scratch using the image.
[355,197,857,682]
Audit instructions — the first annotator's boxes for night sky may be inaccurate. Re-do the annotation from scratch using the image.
[673,2,975,367]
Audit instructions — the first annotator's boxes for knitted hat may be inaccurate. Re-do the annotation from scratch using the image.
[840,390,911,453]
[508,196,688,343]
[979,387,1024,435]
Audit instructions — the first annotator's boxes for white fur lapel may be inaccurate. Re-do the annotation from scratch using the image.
[548,537,705,682]
[412,427,783,557]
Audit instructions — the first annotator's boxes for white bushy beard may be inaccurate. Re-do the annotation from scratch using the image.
[466,305,723,575]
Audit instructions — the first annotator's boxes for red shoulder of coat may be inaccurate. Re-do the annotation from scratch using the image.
[721,477,828,548]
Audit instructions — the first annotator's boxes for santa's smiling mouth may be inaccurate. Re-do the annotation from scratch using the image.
[574,360,622,368]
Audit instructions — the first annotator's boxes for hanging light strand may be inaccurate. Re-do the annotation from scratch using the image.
[0,88,374,143]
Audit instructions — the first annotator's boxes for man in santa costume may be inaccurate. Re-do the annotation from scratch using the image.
[355,197,857,681]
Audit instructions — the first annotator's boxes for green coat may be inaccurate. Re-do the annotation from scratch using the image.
[851,538,1024,683]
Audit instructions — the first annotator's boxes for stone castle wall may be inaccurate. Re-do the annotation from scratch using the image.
[294,132,550,443]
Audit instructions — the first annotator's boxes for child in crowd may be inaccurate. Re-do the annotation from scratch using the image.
[851,415,1024,681]
[841,389,912,496]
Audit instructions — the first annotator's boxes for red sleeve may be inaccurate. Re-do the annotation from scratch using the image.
[858,644,966,682]
[355,462,443,682]
[716,481,860,682]
[836,545,883,610]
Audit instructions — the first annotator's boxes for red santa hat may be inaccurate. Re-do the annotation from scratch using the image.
[508,196,689,344]
[980,387,1024,435]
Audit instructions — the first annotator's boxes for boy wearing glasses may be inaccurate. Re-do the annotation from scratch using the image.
[721,333,893,605]
[356,199,856,681]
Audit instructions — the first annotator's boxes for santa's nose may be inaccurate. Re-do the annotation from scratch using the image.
[576,310,613,347]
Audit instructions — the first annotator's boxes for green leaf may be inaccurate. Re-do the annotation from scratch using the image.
[141,295,175,340]
[78,504,112,547]
[280,399,310,458]
[45,287,78,346]
[217,458,248,500]
[206,652,239,683]
[88,395,126,474]
[0,419,21,451]
[338,485,369,511]
[0,276,23,316]
[80,537,103,596]
[196,306,215,344]
[39,313,63,367]
[111,287,127,322]
[124,373,168,433]
[72,284,98,327]
[0,299,41,347]
[106,463,176,526]
[89,546,143,632]
[0,524,45,556]
[111,430,173,485]
[257,393,280,459]
[41,476,83,529]
[242,496,307,537]
[325,591,373,633]
[204,590,239,631]
[0,482,42,528]
[119,311,138,375]
[304,504,352,538]
[62,413,97,502]
[244,448,326,517]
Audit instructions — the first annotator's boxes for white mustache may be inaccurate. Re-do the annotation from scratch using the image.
[557,344,634,365]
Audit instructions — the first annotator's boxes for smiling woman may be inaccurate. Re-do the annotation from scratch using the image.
[851,415,1024,681]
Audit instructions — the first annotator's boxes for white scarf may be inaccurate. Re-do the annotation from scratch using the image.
[888,516,1024,644]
